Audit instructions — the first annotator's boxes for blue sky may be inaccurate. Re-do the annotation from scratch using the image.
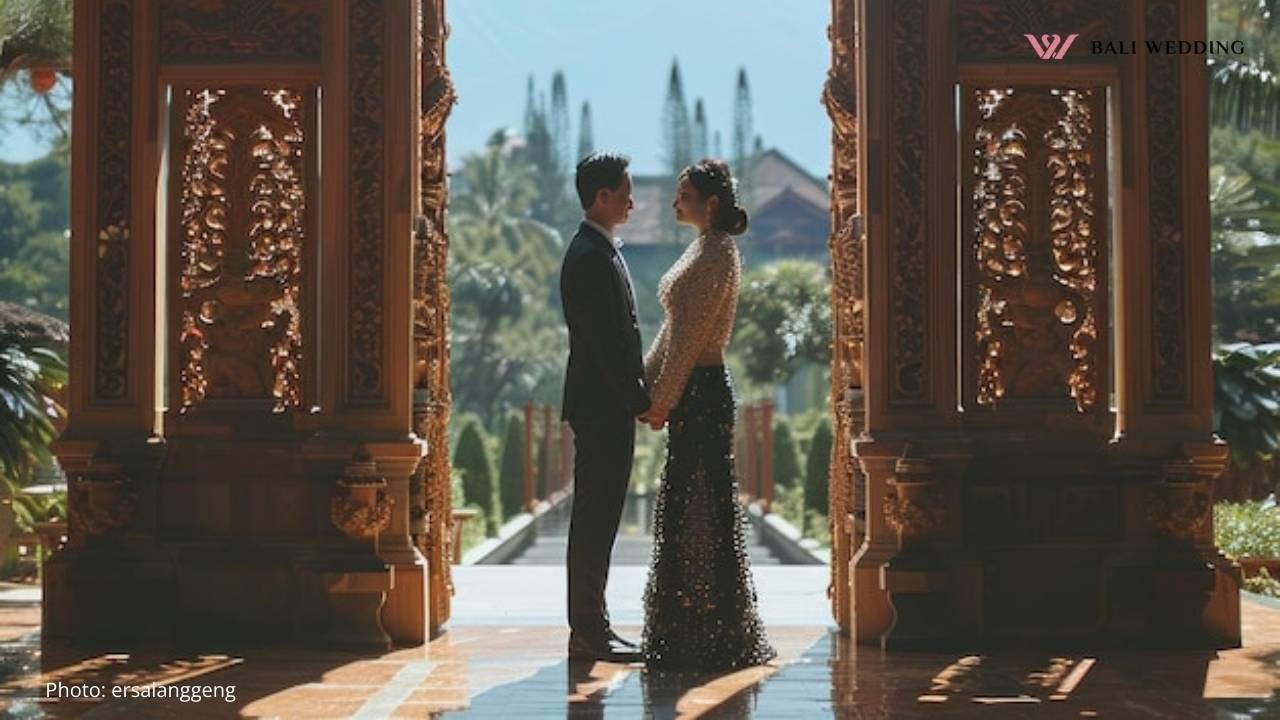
[1,2,831,176]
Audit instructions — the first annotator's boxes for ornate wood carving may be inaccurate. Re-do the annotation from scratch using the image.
[159,0,324,64]
[1146,0,1187,402]
[348,0,386,402]
[889,0,929,403]
[172,87,310,413]
[956,0,1122,63]
[417,0,457,628]
[824,0,862,627]
[94,0,133,401]
[963,86,1108,410]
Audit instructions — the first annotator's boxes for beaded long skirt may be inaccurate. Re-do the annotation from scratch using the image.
[641,366,776,671]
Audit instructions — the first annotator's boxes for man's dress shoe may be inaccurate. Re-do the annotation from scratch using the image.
[568,631,642,662]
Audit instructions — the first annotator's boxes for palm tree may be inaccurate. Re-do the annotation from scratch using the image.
[448,130,564,291]
[1209,0,1280,135]
[1211,165,1280,342]
[0,319,67,533]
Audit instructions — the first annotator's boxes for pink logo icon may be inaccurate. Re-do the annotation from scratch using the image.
[1024,33,1079,60]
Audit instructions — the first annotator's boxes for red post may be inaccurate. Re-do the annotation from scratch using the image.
[522,401,535,512]
[761,400,775,513]
[541,403,553,503]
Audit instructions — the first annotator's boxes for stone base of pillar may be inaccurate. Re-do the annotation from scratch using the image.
[880,554,984,650]
[323,567,393,650]
[42,542,175,644]
[850,541,894,643]
[380,554,428,645]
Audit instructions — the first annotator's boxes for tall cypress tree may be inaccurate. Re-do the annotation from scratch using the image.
[772,415,803,490]
[498,411,525,518]
[713,130,724,159]
[804,419,833,517]
[732,67,755,205]
[523,75,537,138]
[693,98,709,161]
[661,59,692,241]
[577,101,594,162]
[453,417,498,533]
[550,71,571,173]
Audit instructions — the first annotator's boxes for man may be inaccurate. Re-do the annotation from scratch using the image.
[559,152,650,662]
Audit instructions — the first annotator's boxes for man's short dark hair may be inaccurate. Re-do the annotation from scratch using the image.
[575,152,630,210]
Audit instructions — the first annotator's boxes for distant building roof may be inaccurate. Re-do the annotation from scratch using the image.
[621,147,828,247]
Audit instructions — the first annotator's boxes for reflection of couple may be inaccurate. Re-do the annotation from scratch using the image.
[560,152,776,670]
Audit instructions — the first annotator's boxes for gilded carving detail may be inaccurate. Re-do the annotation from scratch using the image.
[332,459,394,540]
[176,88,308,414]
[1046,90,1100,410]
[967,87,1106,409]
[824,0,862,622]
[418,0,457,624]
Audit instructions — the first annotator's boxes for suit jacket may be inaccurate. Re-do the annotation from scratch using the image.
[560,222,651,422]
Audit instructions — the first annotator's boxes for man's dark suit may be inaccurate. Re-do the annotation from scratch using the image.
[559,221,650,642]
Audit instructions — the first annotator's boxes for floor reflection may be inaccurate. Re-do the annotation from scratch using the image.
[0,604,1279,717]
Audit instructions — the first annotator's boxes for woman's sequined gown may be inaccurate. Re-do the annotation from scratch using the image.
[641,230,776,671]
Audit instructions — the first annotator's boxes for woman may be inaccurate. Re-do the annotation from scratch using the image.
[640,159,776,671]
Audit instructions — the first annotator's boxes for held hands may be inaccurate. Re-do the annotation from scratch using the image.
[637,406,669,431]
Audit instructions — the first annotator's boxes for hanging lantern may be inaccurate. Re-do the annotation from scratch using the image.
[29,68,58,94]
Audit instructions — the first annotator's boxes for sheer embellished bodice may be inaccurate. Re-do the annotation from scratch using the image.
[644,230,742,411]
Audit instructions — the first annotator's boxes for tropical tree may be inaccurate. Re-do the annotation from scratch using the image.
[0,0,72,147]
[447,131,569,427]
[1210,163,1280,343]
[734,260,833,388]
[449,130,562,289]
[1209,0,1280,135]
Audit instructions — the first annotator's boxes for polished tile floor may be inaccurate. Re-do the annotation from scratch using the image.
[1,572,1279,718]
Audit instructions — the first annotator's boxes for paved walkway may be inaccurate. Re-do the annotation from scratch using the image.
[506,492,783,566]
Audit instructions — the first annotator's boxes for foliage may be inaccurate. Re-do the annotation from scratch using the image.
[497,411,526,518]
[520,74,578,238]
[447,132,568,426]
[804,418,832,516]
[734,260,832,388]
[731,67,763,206]
[448,469,489,559]
[661,60,693,180]
[452,418,498,534]
[804,510,831,547]
[0,328,64,485]
[1213,343,1280,470]
[1245,566,1280,597]
[0,152,71,318]
[577,101,594,162]
[770,483,805,534]
[0,0,72,148]
[1216,500,1280,558]
[1208,0,1280,135]
[772,414,802,490]
[1210,161,1280,343]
